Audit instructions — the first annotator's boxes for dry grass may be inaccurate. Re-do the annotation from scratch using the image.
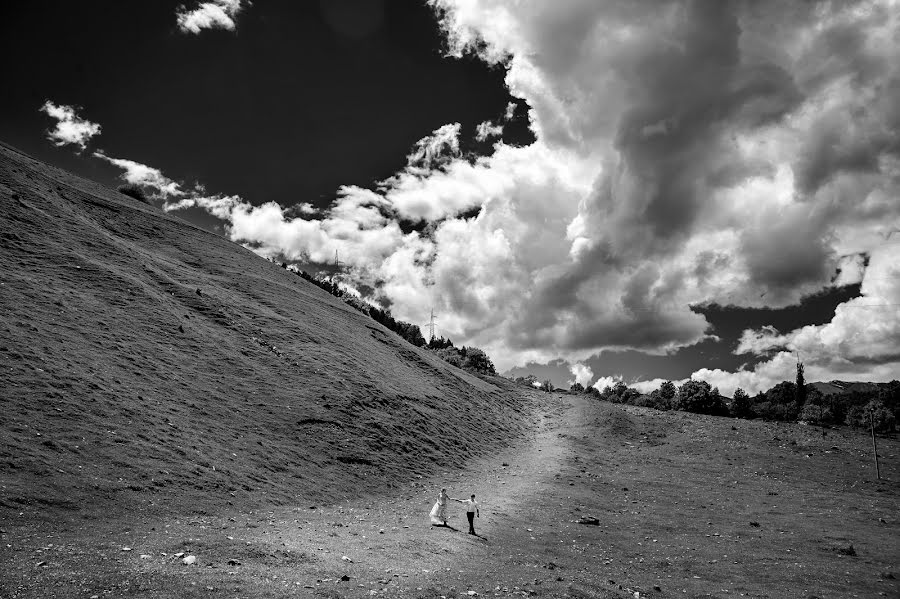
[0,141,532,517]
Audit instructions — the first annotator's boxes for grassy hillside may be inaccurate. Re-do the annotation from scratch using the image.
[0,142,530,516]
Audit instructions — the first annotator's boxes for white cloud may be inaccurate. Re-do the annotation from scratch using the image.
[94,152,184,198]
[630,378,689,395]
[39,101,101,151]
[567,362,593,387]
[176,0,248,34]
[591,375,622,392]
[503,101,516,121]
[475,120,503,142]
[404,123,461,173]
[159,1,899,385]
[695,241,900,395]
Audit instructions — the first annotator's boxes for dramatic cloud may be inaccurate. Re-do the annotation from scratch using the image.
[700,241,900,395]
[568,362,593,388]
[93,152,184,198]
[39,101,101,150]
[475,120,503,142]
[159,0,899,383]
[176,0,248,34]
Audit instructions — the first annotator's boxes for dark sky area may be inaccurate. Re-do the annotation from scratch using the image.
[0,1,872,389]
[0,1,530,209]
[507,284,863,389]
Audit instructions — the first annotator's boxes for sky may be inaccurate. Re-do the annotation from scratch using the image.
[2,0,899,394]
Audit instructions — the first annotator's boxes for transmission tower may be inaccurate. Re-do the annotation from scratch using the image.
[427,308,437,343]
[333,249,344,273]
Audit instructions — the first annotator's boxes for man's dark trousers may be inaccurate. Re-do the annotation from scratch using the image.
[466,512,475,535]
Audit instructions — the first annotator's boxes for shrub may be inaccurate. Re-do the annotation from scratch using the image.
[117,183,151,204]
[753,400,800,422]
[461,347,496,375]
[635,393,669,410]
[799,403,834,425]
[846,400,896,432]
[673,380,729,416]
[731,388,754,419]
[436,347,463,368]
[647,381,677,411]
[569,382,585,393]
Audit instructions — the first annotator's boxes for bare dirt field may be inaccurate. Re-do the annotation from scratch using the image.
[2,394,897,599]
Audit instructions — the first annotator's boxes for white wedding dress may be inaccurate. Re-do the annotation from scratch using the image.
[429,493,449,525]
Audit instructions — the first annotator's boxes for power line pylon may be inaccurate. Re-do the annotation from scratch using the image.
[427,308,437,343]
[333,249,344,273]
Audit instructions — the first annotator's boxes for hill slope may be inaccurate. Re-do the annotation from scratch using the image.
[0,142,530,515]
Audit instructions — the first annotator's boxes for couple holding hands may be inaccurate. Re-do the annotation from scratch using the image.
[429,488,480,535]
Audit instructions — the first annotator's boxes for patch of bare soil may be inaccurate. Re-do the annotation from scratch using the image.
[3,394,897,598]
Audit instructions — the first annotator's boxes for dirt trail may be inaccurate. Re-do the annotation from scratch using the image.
[4,392,897,599]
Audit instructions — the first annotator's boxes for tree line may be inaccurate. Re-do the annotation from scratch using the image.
[291,267,496,376]
[517,364,899,433]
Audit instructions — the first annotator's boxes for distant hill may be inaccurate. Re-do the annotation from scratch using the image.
[0,142,533,515]
[809,380,886,396]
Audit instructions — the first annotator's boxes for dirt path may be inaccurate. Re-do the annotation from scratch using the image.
[4,393,897,599]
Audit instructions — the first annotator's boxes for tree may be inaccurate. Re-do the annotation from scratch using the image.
[540,380,554,392]
[673,380,729,416]
[799,403,833,425]
[570,382,585,393]
[796,361,807,406]
[659,381,676,401]
[766,381,797,404]
[462,347,496,375]
[117,183,150,204]
[648,380,677,410]
[730,387,753,419]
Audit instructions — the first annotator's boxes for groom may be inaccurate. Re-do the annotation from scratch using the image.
[462,494,480,535]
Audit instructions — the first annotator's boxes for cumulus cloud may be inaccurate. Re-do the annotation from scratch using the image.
[475,120,503,142]
[568,362,593,388]
[159,0,899,383]
[631,377,689,395]
[503,101,516,121]
[93,152,184,199]
[176,0,248,34]
[694,241,900,395]
[39,101,101,151]
[591,375,622,392]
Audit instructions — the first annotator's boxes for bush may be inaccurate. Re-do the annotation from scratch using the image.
[673,380,729,416]
[731,388,754,419]
[436,347,462,368]
[753,400,800,422]
[461,347,496,375]
[846,400,896,432]
[117,183,150,204]
[799,403,834,425]
[635,393,670,410]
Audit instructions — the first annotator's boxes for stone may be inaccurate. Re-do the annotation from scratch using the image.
[182,555,197,565]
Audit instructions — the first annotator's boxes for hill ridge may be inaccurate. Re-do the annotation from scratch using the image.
[0,142,533,515]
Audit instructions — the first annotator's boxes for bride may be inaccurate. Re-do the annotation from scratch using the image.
[429,488,462,526]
